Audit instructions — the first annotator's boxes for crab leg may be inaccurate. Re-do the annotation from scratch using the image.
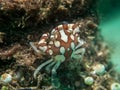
[71,48,85,60]
[75,40,85,50]
[50,55,65,77]
[51,61,61,87]
[74,48,85,55]
[45,61,56,73]
[52,61,61,76]
[34,59,53,78]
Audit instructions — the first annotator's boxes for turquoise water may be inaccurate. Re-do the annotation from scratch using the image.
[98,0,120,72]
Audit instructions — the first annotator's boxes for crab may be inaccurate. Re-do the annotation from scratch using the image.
[30,23,85,79]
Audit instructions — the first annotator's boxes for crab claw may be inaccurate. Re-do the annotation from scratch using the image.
[30,42,40,53]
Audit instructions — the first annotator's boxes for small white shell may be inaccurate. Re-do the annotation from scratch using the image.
[84,76,94,85]
[111,82,120,90]
[0,73,12,83]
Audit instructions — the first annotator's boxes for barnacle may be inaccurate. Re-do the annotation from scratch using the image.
[30,23,86,81]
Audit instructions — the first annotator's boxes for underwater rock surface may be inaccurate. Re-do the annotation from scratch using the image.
[0,0,120,90]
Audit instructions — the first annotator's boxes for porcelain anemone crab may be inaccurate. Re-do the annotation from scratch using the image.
[30,23,85,79]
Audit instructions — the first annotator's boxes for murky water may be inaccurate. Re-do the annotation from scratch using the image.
[98,0,120,71]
